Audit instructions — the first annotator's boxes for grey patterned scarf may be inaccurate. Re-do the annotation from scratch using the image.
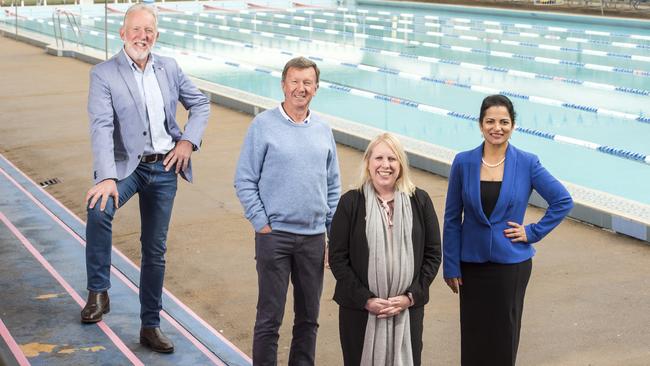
[362,182,415,366]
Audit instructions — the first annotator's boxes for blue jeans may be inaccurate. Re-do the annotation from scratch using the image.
[253,230,326,366]
[86,161,177,328]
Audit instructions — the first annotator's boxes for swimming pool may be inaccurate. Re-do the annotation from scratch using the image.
[3,0,650,206]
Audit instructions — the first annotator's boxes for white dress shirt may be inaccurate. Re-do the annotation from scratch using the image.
[125,52,174,155]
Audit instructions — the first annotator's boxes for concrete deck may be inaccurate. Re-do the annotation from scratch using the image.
[1,35,649,365]
[0,151,251,365]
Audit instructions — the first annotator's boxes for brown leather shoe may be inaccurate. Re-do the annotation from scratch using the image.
[80,291,110,323]
[140,327,174,353]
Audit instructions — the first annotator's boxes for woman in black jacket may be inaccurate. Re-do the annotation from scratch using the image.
[329,132,442,365]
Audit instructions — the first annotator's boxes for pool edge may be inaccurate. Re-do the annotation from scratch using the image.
[2,24,648,244]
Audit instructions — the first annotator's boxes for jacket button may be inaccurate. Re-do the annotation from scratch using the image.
[137,155,141,159]
[143,131,147,136]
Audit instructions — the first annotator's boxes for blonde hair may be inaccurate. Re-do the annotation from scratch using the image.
[356,133,416,195]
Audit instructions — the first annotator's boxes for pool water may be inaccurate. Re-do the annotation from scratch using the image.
[3,0,649,204]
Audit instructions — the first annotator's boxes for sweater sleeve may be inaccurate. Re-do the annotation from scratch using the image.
[406,189,442,307]
[328,193,376,309]
[325,131,342,234]
[234,120,269,232]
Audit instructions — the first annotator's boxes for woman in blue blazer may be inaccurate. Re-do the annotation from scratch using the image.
[443,95,573,366]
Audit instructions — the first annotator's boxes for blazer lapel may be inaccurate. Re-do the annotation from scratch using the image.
[153,56,172,123]
[489,144,517,223]
[116,50,147,126]
[469,145,491,225]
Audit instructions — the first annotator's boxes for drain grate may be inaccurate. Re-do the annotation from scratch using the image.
[39,178,61,188]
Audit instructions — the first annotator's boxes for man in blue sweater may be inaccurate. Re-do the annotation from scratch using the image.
[234,57,341,365]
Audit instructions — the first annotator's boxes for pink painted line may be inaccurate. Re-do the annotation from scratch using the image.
[0,157,251,363]
[291,1,333,9]
[0,168,92,251]
[155,4,183,13]
[202,4,238,12]
[0,212,144,366]
[0,167,225,365]
[246,2,285,11]
[0,318,31,366]
[108,267,226,366]
[159,312,226,366]
[107,5,125,14]
[161,289,251,361]
[0,154,86,226]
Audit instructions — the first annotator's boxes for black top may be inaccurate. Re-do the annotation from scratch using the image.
[328,188,442,310]
[480,181,502,219]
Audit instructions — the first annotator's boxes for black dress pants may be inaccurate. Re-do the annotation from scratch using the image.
[459,259,532,366]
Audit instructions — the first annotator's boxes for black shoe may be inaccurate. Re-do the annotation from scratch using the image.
[140,327,174,353]
[80,291,110,323]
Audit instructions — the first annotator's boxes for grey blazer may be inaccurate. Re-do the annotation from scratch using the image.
[87,49,210,184]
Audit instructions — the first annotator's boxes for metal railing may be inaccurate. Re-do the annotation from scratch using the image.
[51,8,83,49]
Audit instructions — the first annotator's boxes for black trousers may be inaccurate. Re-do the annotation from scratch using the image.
[338,305,424,366]
[459,259,532,366]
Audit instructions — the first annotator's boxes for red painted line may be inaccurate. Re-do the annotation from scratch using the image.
[0,156,251,363]
[0,212,144,366]
[0,318,31,366]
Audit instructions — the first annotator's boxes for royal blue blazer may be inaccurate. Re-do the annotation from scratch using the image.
[443,143,573,279]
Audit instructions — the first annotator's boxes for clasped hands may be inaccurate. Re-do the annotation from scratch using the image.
[365,295,411,319]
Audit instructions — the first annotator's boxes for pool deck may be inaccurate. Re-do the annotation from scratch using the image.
[1,30,650,366]
[0,151,251,366]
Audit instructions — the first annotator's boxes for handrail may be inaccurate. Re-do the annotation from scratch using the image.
[52,8,84,50]
[63,9,83,47]
[51,9,63,48]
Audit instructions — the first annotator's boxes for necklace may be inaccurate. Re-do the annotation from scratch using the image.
[481,157,506,168]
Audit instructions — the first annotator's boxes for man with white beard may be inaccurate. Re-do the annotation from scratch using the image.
[81,3,210,353]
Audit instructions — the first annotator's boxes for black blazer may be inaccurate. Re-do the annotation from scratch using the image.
[329,187,442,310]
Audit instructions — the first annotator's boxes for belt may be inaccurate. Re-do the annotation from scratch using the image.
[140,154,166,163]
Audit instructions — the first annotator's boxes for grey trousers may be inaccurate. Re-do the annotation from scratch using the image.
[253,230,326,366]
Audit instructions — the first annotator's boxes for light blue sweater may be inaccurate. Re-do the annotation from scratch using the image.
[234,107,341,235]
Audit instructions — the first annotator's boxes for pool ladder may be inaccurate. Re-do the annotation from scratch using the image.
[52,8,84,50]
